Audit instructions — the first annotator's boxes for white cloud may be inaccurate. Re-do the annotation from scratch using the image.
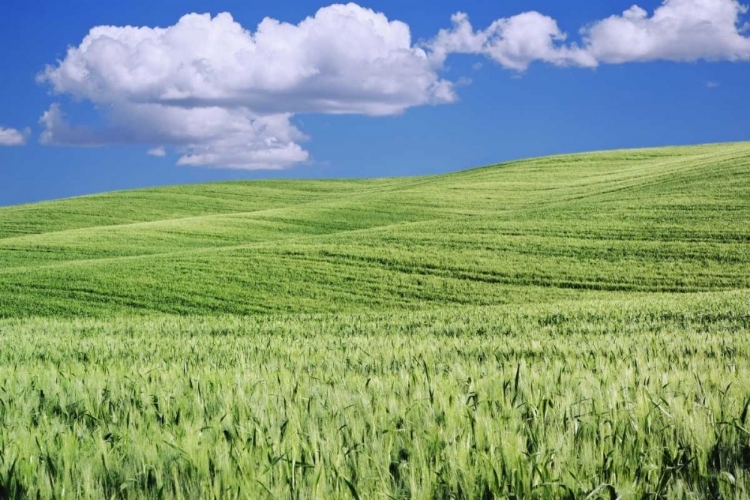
[35,1,750,169]
[0,126,29,146]
[429,12,596,71]
[147,146,166,157]
[38,4,457,169]
[706,80,721,87]
[40,7,455,116]
[582,0,750,63]
[39,102,309,169]
[428,0,750,69]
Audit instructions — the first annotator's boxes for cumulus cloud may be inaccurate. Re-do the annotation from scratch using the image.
[429,0,750,69]
[582,0,750,63]
[39,102,308,169]
[429,12,596,71]
[38,4,458,169]
[41,8,455,116]
[36,0,750,169]
[0,126,29,146]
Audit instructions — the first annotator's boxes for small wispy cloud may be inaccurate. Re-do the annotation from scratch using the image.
[0,126,29,146]
[147,146,167,157]
[706,81,720,89]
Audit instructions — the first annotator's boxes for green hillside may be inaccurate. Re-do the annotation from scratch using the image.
[1,143,750,499]
[1,142,749,317]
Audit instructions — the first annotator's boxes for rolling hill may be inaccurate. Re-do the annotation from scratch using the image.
[1,143,750,499]
[1,142,749,318]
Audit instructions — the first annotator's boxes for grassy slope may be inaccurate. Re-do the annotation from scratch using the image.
[1,143,750,498]
[1,142,749,317]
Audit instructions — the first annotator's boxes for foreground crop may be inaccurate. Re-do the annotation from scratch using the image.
[1,296,748,499]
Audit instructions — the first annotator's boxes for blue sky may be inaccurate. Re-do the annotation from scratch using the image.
[1,0,749,206]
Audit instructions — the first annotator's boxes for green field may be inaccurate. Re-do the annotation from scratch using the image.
[0,143,749,498]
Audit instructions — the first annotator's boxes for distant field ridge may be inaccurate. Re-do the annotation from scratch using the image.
[1,142,748,317]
